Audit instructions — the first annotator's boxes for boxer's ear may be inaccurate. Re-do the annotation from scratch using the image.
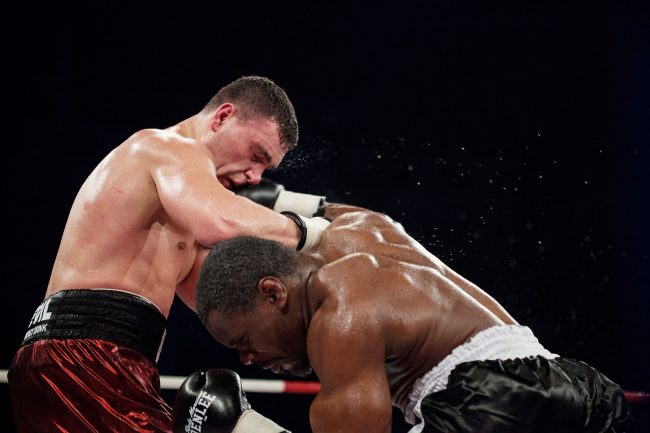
[211,103,235,130]
[257,277,288,309]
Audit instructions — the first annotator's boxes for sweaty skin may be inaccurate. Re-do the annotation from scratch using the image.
[46,107,300,317]
[206,208,518,433]
[307,210,517,432]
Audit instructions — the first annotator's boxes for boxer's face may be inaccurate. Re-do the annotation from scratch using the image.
[213,114,286,190]
[206,303,311,377]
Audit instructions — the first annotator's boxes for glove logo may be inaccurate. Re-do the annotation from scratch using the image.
[184,390,217,433]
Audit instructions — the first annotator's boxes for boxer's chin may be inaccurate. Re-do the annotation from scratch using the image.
[283,357,312,378]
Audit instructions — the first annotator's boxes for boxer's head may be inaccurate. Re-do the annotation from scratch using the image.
[203,75,298,150]
[196,237,313,377]
[202,76,298,189]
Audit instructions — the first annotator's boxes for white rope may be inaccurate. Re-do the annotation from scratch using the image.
[0,369,317,394]
[160,375,286,392]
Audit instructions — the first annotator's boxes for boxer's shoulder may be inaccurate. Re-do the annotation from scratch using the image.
[122,128,199,154]
[318,251,380,277]
[310,252,382,306]
[322,211,394,248]
[328,209,393,228]
[114,128,212,174]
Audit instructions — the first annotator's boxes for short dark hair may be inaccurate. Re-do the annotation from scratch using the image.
[202,76,299,149]
[196,236,298,323]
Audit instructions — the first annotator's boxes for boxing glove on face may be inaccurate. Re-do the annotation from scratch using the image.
[232,178,285,210]
[173,369,290,433]
[233,178,326,218]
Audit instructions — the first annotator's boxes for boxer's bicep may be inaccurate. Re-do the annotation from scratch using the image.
[151,147,234,243]
[308,312,392,433]
[151,147,296,247]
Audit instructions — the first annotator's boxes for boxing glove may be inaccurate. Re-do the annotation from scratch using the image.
[233,178,326,217]
[173,369,290,433]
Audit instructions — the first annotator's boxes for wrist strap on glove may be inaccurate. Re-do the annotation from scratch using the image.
[281,211,331,252]
[281,211,307,251]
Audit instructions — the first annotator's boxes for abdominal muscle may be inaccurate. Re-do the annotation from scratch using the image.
[46,222,197,318]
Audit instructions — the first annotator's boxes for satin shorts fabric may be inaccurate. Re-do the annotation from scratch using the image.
[419,356,633,433]
[9,339,173,432]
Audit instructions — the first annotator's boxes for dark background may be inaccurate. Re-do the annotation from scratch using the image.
[2,1,648,431]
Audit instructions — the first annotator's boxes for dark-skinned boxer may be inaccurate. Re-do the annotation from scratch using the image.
[188,207,633,433]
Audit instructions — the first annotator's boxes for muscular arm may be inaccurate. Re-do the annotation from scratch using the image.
[308,301,392,433]
[147,136,300,248]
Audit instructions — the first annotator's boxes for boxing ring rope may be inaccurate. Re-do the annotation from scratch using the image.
[158,374,321,394]
[0,369,320,394]
[1,369,649,401]
[623,391,650,404]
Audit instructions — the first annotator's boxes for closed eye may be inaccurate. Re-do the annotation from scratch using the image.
[228,335,244,349]
[253,144,276,169]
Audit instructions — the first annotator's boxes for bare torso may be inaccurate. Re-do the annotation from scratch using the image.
[46,128,202,317]
[306,211,514,410]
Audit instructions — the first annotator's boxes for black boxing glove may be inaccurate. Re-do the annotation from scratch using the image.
[173,369,290,433]
[233,178,326,218]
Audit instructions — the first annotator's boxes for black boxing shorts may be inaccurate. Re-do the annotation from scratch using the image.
[418,356,634,433]
[8,289,173,433]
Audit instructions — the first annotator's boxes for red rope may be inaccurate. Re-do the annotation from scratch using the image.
[284,381,321,394]
[624,390,650,404]
[277,382,650,403]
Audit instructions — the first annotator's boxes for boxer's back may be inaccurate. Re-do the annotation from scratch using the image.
[310,211,508,408]
[46,129,199,316]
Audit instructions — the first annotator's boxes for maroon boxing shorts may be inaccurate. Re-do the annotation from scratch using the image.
[8,289,173,432]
